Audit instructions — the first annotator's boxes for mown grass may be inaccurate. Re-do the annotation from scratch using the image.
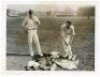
[7,16,94,70]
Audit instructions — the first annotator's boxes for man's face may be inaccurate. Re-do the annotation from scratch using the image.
[66,23,70,27]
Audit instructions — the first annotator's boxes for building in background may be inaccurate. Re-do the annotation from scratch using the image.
[77,6,95,16]
[7,6,94,18]
[55,7,76,17]
[7,9,20,17]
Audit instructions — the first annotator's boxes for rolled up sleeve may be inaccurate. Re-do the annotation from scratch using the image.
[60,24,65,38]
[21,17,27,27]
[34,16,41,25]
[71,25,75,36]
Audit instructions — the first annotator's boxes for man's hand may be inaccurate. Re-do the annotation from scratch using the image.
[21,26,28,33]
[24,30,28,33]
[64,40,69,46]
[69,35,74,45]
[35,21,39,25]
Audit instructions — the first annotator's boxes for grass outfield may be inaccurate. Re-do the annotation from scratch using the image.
[7,17,94,70]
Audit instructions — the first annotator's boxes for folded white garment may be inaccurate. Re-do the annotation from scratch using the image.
[27,60,40,69]
[55,59,79,70]
[50,51,59,58]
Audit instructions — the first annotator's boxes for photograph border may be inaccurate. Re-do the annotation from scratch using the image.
[0,0,100,77]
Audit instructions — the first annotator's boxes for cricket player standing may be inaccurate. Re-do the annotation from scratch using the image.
[22,10,43,57]
[60,20,75,59]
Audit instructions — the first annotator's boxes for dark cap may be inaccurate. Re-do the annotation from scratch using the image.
[66,20,72,25]
[29,9,34,15]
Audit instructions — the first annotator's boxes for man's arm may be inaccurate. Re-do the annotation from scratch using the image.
[60,25,65,39]
[22,17,27,27]
[69,25,75,45]
[60,24,69,46]
[34,16,41,25]
[21,17,28,32]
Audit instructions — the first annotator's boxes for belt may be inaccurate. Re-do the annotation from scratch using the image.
[28,28,37,30]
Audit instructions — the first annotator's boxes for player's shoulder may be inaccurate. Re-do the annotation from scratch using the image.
[61,23,66,28]
[33,15,38,19]
[24,16,29,20]
[70,24,74,29]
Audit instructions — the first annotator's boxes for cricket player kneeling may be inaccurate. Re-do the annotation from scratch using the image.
[60,20,75,60]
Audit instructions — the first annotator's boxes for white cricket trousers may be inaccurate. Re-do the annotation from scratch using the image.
[28,30,43,57]
[62,37,72,59]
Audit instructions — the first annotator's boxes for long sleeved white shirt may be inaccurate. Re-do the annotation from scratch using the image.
[22,15,40,30]
[60,24,75,44]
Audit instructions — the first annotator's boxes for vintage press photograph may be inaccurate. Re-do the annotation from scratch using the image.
[6,3,95,71]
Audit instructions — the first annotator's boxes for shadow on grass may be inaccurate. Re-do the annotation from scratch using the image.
[6,53,30,56]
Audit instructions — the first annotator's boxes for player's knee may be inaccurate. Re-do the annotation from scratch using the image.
[34,41,40,46]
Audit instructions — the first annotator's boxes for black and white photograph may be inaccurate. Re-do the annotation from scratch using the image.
[6,3,95,71]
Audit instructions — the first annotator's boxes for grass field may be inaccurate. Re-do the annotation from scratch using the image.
[7,16,94,70]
